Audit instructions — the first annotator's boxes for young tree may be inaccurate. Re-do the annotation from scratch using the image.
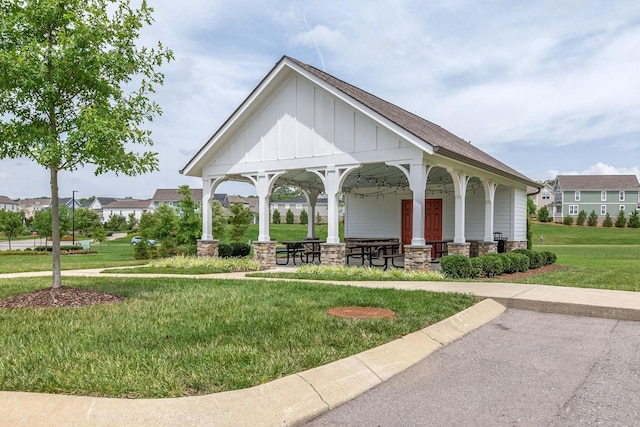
[537,206,550,223]
[628,210,640,228]
[73,207,101,236]
[105,213,127,231]
[285,209,294,224]
[576,210,587,226]
[32,206,71,245]
[175,185,201,250]
[126,212,138,230]
[587,210,598,227]
[272,209,281,224]
[0,0,172,288]
[603,213,613,227]
[526,196,537,216]
[211,200,227,240]
[299,209,308,225]
[229,202,252,242]
[0,209,25,250]
[615,210,627,228]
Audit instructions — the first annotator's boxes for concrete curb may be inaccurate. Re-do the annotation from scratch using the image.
[0,299,506,427]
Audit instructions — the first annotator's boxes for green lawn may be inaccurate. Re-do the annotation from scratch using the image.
[0,239,145,273]
[0,276,475,398]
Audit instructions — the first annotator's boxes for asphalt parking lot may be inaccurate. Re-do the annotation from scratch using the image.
[306,309,640,426]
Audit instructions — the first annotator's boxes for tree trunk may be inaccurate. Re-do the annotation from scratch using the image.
[50,167,62,289]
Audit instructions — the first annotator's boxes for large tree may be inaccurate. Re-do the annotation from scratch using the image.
[0,0,172,287]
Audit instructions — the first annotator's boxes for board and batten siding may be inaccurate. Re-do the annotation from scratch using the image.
[206,74,416,175]
[344,193,403,238]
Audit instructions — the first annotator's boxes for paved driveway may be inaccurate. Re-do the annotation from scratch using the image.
[307,309,640,426]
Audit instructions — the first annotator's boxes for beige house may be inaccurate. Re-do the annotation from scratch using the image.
[181,56,539,269]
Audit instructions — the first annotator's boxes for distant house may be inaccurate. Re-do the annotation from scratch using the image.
[150,188,229,213]
[551,175,640,222]
[531,182,554,209]
[0,195,19,212]
[227,195,258,223]
[269,195,341,223]
[102,199,152,222]
[17,197,51,218]
[58,197,82,210]
[89,197,121,221]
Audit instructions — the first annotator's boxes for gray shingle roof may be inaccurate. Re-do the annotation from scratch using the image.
[556,175,640,191]
[285,56,537,187]
[104,199,152,209]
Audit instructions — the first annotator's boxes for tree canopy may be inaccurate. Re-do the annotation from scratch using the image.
[0,0,172,287]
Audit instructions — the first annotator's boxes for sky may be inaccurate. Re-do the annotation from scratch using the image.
[1,0,640,200]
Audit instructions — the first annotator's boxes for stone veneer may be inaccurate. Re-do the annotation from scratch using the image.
[476,241,498,257]
[197,239,218,258]
[447,243,471,257]
[506,241,528,251]
[253,241,276,270]
[403,245,431,271]
[320,243,346,266]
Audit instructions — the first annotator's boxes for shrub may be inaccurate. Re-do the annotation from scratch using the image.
[299,209,308,225]
[576,210,587,226]
[629,210,640,228]
[537,206,550,222]
[587,210,598,227]
[440,255,474,279]
[512,249,544,269]
[540,251,557,265]
[470,257,483,278]
[602,213,613,227]
[218,243,233,258]
[481,254,504,278]
[563,216,574,225]
[230,242,251,257]
[498,253,515,274]
[272,209,281,224]
[134,241,149,260]
[507,253,530,272]
[285,209,294,224]
[615,210,627,228]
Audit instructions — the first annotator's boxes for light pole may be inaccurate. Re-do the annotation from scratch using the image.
[72,190,77,245]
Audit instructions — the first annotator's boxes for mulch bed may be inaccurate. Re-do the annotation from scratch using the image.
[0,286,124,309]
[491,263,567,280]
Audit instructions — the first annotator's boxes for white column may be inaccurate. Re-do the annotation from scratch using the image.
[450,170,469,244]
[308,164,360,244]
[304,190,319,239]
[201,176,223,240]
[409,163,427,245]
[482,179,498,242]
[243,170,284,242]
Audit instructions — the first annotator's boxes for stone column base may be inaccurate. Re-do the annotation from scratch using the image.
[476,241,497,257]
[253,241,276,270]
[321,243,346,266]
[506,241,527,251]
[447,243,471,257]
[197,239,218,258]
[403,245,431,271]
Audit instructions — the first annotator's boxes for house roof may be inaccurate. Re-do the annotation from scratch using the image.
[104,199,152,209]
[0,195,16,205]
[556,175,640,191]
[285,56,536,187]
[151,188,204,202]
[182,56,538,190]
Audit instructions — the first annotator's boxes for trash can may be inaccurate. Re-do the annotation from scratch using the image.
[493,232,508,253]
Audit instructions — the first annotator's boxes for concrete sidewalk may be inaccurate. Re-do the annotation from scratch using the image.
[1,268,639,426]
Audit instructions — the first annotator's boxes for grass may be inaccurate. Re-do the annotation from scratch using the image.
[0,276,476,398]
[0,239,145,273]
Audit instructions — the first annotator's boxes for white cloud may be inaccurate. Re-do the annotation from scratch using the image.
[547,162,640,179]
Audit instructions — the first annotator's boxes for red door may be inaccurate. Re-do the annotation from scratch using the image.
[402,199,443,257]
